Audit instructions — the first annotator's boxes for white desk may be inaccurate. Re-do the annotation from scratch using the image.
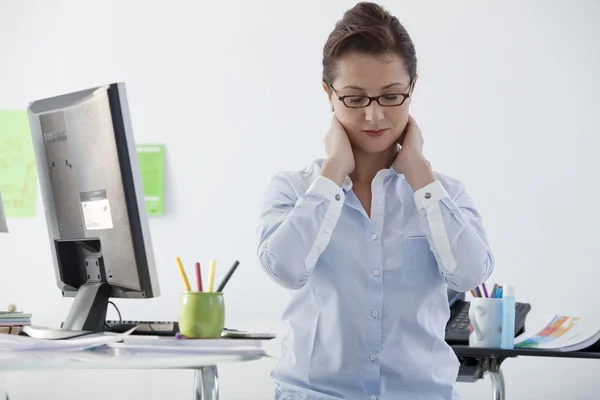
[0,346,266,400]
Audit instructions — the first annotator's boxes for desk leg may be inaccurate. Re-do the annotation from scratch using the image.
[194,365,219,400]
[487,369,505,400]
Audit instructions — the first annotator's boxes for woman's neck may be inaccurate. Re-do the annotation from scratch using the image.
[349,145,397,185]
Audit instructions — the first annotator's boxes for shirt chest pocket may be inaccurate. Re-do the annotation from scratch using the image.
[398,236,443,287]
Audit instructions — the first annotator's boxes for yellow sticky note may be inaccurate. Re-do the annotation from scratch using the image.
[0,110,37,217]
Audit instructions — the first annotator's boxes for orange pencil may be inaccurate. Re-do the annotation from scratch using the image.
[175,257,191,292]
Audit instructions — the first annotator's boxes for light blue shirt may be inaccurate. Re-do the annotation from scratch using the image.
[257,159,494,400]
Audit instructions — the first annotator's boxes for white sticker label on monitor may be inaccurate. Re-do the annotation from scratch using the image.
[81,190,114,231]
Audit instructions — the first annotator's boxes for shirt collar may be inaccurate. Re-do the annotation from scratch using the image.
[317,159,405,192]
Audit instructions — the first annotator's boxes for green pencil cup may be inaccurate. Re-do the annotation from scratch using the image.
[178,292,225,338]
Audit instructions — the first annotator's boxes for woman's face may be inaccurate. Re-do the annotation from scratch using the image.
[325,52,415,155]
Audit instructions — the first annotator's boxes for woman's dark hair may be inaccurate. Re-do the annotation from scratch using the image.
[322,2,417,87]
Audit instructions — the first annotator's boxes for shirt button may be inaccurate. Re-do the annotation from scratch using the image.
[376,199,383,206]
[424,192,432,199]
[371,311,379,318]
[370,396,377,400]
[372,269,380,276]
[369,354,377,361]
[370,233,377,240]
[335,194,341,201]
[324,227,330,234]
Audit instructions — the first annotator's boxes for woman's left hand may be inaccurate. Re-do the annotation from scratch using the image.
[393,115,437,191]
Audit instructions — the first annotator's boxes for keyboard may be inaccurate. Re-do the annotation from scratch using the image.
[105,320,179,336]
[104,320,276,340]
[445,301,531,344]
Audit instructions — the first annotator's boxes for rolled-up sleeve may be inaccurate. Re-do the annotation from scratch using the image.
[257,173,345,289]
[413,179,495,292]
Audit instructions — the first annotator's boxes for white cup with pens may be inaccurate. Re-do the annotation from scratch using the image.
[469,283,515,349]
[469,297,503,348]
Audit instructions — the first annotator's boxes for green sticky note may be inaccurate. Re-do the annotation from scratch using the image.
[0,110,37,217]
[136,144,165,216]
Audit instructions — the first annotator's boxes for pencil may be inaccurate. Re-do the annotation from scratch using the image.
[470,289,477,298]
[207,260,217,292]
[195,262,203,292]
[216,260,240,292]
[175,257,191,292]
[482,283,489,298]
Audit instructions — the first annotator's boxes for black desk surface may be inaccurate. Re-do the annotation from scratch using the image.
[452,345,600,359]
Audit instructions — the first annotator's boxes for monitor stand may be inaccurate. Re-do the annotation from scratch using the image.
[23,282,110,339]
[62,282,110,331]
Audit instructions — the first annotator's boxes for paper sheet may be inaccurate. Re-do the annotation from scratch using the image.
[0,110,37,217]
[0,328,136,352]
[136,144,165,216]
[109,343,266,356]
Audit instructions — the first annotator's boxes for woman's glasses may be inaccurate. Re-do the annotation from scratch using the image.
[326,82,412,108]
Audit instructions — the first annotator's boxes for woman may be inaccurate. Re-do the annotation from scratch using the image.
[257,2,494,399]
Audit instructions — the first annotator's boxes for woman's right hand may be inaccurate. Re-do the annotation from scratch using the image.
[321,115,355,186]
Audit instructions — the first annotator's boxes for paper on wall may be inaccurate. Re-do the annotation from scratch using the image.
[136,144,165,216]
[0,110,37,217]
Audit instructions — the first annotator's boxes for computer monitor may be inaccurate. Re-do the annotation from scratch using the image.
[27,82,160,332]
[0,190,8,233]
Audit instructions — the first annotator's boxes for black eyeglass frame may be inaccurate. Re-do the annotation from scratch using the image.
[325,81,413,108]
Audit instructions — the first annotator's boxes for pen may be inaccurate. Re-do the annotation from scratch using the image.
[470,289,477,298]
[474,287,482,298]
[207,260,217,292]
[482,282,489,298]
[216,260,240,292]
[175,257,191,292]
[195,262,203,292]
[491,283,498,298]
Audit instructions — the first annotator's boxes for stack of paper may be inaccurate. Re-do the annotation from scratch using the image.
[110,335,266,356]
[0,328,136,352]
[0,312,32,335]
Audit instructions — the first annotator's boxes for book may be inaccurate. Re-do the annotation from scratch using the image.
[515,315,600,352]
[0,311,32,335]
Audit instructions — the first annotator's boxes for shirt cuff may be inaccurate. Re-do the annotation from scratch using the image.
[414,180,448,210]
[307,176,345,203]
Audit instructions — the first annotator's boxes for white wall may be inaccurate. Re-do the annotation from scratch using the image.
[1,0,599,398]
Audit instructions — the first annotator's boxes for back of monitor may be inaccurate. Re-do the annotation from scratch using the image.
[0,190,8,233]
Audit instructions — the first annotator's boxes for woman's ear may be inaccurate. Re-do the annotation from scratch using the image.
[406,75,418,107]
[410,75,419,95]
[322,81,334,112]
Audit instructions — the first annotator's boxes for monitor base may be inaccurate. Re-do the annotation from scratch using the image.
[62,282,110,332]
[22,325,90,339]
